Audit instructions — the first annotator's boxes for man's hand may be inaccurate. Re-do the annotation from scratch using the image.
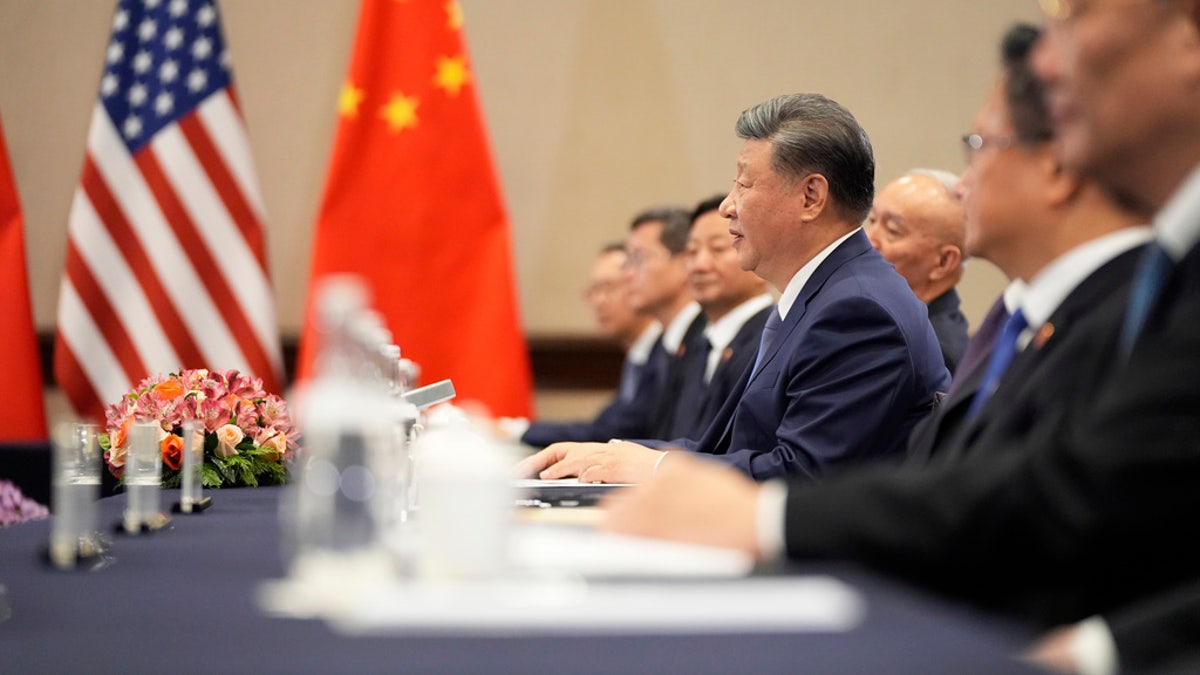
[513,441,664,484]
[601,451,764,556]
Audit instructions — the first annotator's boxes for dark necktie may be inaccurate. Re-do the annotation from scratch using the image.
[696,336,714,385]
[966,308,1028,419]
[947,295,1008,397]
[750,309,783,377]
[617,357,643,403]
[1120,242,1174,357]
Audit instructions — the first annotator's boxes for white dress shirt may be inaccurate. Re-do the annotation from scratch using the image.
[701,293,775,383]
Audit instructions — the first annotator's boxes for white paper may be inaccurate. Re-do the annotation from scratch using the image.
[329,575,865,636]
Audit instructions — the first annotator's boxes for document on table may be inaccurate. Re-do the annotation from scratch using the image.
[513,478,634,506]
[329,574,865,636]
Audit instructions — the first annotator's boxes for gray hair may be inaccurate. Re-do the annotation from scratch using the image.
[905,168,961,201]
[735,93,876,222]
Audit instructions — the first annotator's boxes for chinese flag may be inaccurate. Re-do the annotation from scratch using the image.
[0,113,48,441]
[299,0,532,417]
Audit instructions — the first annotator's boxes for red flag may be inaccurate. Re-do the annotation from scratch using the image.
[299,0,532,417]
[0,113,48,441]
[53,0,283,422]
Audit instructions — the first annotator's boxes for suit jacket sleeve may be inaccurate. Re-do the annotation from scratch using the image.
[721,293,943,479]
[779,248,1200,626]
[1107,579,1200,673]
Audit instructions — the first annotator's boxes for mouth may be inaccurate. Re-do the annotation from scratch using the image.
[729,227,744,247]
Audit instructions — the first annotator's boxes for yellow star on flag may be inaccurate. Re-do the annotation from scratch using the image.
[446,1,463,30]
[380,92,419,132]
[434,56,471,96]
[339,82,365,118]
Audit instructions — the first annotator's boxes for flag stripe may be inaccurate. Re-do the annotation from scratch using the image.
[55,284,130,417]
[154,120,280,372]
[63,239,148,383]
[196,91,267,222]
[66,186,181,372]
[179,114,266,269]
[134,147,278,386]
[79,152,206,368]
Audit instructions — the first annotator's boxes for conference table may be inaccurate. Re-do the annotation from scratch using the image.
[0,486,1041,673]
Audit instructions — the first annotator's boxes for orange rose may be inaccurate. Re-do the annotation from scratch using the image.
[160,434,183,471]
[257,432,287,461]
[154,379,185,400]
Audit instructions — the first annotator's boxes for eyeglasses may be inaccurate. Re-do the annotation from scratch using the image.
[1038,0,1159,22]
[961,133,1027,163]
[622,248,674,270]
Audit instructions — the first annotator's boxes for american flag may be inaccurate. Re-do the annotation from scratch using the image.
[54,0,283,421]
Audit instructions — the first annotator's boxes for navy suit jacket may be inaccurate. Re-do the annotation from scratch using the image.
[782,235,1200,627]
[906,246,1143,464]
[521,314,706,447]
[672,229,950,480]
[927,288,969,375]
[663,305,772,440]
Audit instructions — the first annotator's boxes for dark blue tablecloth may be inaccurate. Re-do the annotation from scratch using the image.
[0,487,1038,674]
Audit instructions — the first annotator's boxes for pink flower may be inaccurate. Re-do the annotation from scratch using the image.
[215,423,244,458]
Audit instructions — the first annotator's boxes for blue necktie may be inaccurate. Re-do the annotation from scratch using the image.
[750,309,783,376]
[966,308,1028,419]
[1120,242,1174,357]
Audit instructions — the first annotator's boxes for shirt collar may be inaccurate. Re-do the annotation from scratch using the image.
[661,301,702,355]
[627,322,662,365]
[1018,227,1153,347]
[1154,162,1200,259]
[703,293,775,355]
[777,228,860,320]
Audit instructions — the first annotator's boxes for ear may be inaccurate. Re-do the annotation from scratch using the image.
[795,173,830,220]
[928,244,963,282]
[1040,148,1083,207]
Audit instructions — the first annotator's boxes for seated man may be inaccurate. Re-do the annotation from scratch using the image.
[866,169,969,374]
[516,208,702,446]
[602,8,1200,634]
[518,93,949,483]
[664,194,774,440]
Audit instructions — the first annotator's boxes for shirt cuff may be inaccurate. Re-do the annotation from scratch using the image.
[755,479,788,560]
[1070,616,1118,675]
[496,417,531,442]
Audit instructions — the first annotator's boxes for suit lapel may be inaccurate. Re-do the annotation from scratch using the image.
[746,230,872,388]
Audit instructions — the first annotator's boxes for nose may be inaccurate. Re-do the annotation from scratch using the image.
[955,167,971,202]
[1031,23,1063,86]
[718,192,736,219]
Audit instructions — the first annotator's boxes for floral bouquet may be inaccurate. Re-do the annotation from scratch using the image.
[100,369,298,489]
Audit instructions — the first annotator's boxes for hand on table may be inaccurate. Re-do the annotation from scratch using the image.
[513,441,665,484]
[600,451,764,557]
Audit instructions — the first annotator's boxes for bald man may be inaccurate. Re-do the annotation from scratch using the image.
[866,170,969,374]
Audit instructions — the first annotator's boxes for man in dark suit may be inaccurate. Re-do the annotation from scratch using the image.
[603,2,1200,634]
[866,169,969,374]
[907,24,1149,465]
[516,208,701,446]
[517,93,949,483]
[663,194,773,440]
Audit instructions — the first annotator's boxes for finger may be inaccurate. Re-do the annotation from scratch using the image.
[514,445,567,478]
[537,457,582,479]
[576,464,607,484]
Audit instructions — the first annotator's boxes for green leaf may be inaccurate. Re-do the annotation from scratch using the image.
[201,464,222,488]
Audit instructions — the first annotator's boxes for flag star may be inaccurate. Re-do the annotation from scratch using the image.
[106,41,125,65]
[192,36,212,60]
[197,4,216,27]
[123,115,143,139]
[445,0,463,30]
[129,83,148,107]
[164,26,184,50]
[169,0,188,18]
[434,55,470,96]
[133,50,153,74]
[338,82,365,118]
[219,50,231,70]
[143,0,162,8]
[113,9,129,31]
[380,92,419,132]
[101,73,120,97]
[187,67,208,92]
[160,59,179,83]
[138,18,157,42]
[155,91,174,115]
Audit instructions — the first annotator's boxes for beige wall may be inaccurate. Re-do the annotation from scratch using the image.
[1,0,1038,341]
